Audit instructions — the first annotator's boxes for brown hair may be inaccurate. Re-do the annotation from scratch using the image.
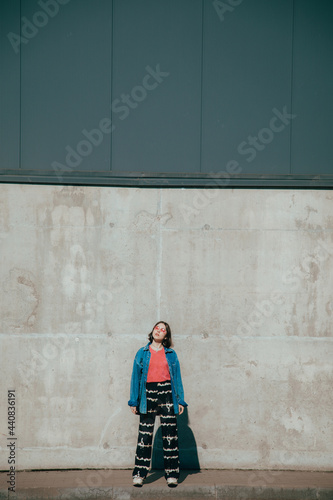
[148,321,172,348]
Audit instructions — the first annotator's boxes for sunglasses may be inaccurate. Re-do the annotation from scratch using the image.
[154,326,166,333]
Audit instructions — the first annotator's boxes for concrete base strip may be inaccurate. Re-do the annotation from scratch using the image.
[0,469,332,500]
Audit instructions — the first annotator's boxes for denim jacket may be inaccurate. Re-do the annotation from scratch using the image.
[128,343,187,415]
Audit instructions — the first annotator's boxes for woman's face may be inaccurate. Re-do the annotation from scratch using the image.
[152,322,167,342]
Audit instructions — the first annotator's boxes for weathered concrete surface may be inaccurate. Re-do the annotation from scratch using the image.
[0,469,333,500]
[0,185,332,471]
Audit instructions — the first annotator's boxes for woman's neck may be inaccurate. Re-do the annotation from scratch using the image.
[151,340,163,351]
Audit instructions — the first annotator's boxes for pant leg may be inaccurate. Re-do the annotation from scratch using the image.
[132,382,158,478]
[156,381,180,480]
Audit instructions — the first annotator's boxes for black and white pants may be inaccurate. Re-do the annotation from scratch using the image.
[133,380,180,479]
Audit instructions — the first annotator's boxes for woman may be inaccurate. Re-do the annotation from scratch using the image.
[128,321,187,488]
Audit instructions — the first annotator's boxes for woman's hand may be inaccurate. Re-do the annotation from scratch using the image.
[178,404,184,415]
[130,406,138,414]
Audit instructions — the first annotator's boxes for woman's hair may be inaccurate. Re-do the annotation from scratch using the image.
[148,321,172,348]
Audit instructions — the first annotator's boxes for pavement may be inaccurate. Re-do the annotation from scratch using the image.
[0,469,333,500]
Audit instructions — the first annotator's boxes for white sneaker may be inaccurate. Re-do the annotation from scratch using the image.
[133,475,144,487]
[166,477,178,487]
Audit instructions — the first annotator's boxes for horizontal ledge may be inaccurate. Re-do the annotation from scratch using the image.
[1,171,333,188]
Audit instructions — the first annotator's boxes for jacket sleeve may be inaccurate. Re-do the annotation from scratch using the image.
[128,350,142,407]
[174,352,188,407]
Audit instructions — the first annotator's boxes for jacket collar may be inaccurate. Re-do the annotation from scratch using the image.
[144,342,172,353]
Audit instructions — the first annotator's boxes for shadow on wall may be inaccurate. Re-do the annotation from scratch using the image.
[150,407,200,480]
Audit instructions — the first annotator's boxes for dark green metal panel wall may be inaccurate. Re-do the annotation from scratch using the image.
[0,0,332,186]
[201,0,293,175]
[0,0,20,170]
[291,0,333,174]
[112,0,202,174]
[20,0,112,172]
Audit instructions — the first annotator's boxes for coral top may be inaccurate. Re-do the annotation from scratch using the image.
[147,345,171,382]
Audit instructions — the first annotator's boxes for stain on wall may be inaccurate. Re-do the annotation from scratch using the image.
[1,268,39,331]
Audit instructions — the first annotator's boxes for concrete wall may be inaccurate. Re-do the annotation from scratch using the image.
[0,184,332,471]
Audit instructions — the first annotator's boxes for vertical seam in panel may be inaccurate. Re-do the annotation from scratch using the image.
[199,0,204,174]
[110,0,114,173]
[289,0,295,175]
[156,189,162,319]
[19,0,22,169]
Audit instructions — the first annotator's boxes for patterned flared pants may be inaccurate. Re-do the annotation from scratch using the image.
[133,381,180,479]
